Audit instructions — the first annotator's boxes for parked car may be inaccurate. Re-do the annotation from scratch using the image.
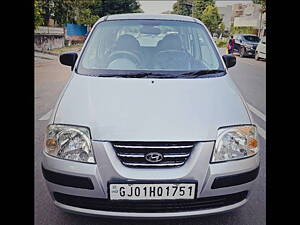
[233,34,261,58]
[255,36,266,60]
[42,13,259,218]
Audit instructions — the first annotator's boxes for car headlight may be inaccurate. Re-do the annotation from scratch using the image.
[211,125,259,163]
[45,124,95,163]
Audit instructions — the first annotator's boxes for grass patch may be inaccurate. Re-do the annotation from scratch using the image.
[49,43,84,54]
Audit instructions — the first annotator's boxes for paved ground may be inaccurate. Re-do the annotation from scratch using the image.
[34,50,266,225]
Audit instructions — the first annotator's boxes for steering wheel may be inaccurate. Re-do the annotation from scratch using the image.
[106,51,141,68]
[153,50,191,70]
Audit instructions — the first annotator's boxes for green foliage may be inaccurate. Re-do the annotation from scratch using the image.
[38,0,54,26]
[172,0,192,16]
[91,0,142,17]
[215,38,228,48]
[192,0,214,19]
[73,0,100,25]
[36,0,143,27]
[76,8,100,25]
[219,23,225,33]
[253,0,266,12]
[34,0,44,29]
[199,5,222,33]
[171,0,222,34]
[231,26,258,35]
[51,0,76,26]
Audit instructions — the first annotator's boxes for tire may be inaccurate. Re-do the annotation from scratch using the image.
[240,47,246,58]
[255,51,260,61]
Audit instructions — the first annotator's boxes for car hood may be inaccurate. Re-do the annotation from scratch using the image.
[54,74,251,141]
[245,41,258,46]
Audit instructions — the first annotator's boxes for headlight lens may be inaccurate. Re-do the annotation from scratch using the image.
[211,125,259,163]
[45,124,95,163]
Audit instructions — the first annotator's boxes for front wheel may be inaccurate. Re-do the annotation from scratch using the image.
[239,47,246,58]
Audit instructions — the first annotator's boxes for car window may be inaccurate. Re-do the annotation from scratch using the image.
[77,20,224,76]
[243,35,260,42]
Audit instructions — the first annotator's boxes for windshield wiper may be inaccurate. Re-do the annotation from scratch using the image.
[95,70,226,79]
[96,72,177,78]
[180,69,226,77]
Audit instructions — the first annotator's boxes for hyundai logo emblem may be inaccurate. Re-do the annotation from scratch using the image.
[145,152,163,163]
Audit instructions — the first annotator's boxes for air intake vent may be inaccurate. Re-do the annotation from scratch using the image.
[112,142,196,168]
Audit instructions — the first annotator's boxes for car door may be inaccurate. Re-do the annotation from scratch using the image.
[233,34,241,52]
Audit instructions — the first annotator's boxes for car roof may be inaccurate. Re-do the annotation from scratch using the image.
[106,13,196,22]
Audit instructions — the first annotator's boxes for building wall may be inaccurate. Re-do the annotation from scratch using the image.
[216,0,265,32]
[218,5,233,31]
[216,1,252,31]
[234,17,259,27]
[233,3,262,28]
[34,34,65,51]
[215,0,252,7]
[34,26,65,51]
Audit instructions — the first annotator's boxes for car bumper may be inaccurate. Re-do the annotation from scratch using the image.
[53,197,248,218]
[245,48,256,56]
[41,141,260,218]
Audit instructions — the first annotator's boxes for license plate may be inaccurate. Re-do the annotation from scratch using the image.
[109,183,196,200]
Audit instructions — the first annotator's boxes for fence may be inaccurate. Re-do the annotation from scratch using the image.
[34,24,89,51]
[35,26,64,35]
[34,26,65,51]
[65,24,88,44]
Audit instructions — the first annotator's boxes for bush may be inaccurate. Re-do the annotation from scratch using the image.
[216,38,228,48]
[231,26,258,35]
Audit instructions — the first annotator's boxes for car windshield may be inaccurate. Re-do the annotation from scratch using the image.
[243,35,260,42]
[77,19,224,77]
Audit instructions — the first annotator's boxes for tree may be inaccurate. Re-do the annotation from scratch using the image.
[199,5,222,34]
[92,0,142,17]
[51,0,76,26]
[37,0,143,27]
[192,0,214,19]
[34,0,44,29]
[38,0,54,26]
[172,0,192,16]
[76,8,100,26]
[74,0,100,26]
[217,23,225,36]
[253,0,266,13]
[253,0,266,37]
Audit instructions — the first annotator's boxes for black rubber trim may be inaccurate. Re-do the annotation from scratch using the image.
[211,166,259,189]
[53,191,248,213]
[41,165,94,190]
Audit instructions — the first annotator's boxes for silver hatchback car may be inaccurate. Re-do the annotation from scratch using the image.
[42,13,259,218]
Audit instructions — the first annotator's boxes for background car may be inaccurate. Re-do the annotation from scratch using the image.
[255,36,266,60]
[233,34,260,58]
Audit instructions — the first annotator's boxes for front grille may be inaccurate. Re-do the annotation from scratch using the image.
[111,142,196,168]
[53,191,248,213]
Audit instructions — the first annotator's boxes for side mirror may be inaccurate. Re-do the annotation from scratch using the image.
[222,54,236,68]
[59,52,78,70]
